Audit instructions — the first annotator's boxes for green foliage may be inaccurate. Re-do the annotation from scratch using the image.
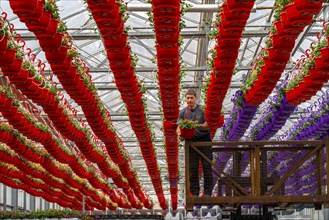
[179,119,198,129]
[44,0,61,20]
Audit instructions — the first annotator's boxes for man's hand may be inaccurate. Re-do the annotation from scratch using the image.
[196,122,209,130]
[176,127,184,140]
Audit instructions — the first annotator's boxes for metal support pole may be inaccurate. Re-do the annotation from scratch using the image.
[12,189,18,211]
[3,185,6,211]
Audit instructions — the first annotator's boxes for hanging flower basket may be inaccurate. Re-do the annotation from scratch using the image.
[0,49,16,67]
[270,34,295,50]
[226,0,254,14]
[27,12,51,33]
[1,58,23,74]
[179,119,197,139]
[9,0,39,17]
[45,46,68,64]
[100,22,123,35]
[151,0,180,7]
[156,30,180,44]
[320,46,329,63]
[152,4,180,16]
[222,3,250,20]
[36,18,58,39]
[156,44,179,58]
[0,36,8,54]
[103,34,127,48]
[284,3,312,27]
[220,13,246,30]
[95,15,121,27]
[274,21,299,41]
[293,0,323,16]
[280,12,309,32]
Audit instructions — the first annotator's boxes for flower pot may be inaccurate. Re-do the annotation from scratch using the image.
[274,21,299,41]
[154,15,180,26]
[156,44,179,58]
[151,0,181,7]
[27,11,51,33]
[218,24,242,39]
[9,0,39,17]
[89,3,118,17]
[179,127,195,139]
[103,33,127,48]
[293,0,323,16]
[152,4,180,16]
[284,3,312,27]
[36,18,58,39]
[39,32,63,52]
[222,3,250,20]
[270,34,295,50]
[155,30,180,44]
[0,36,8,54]
[213,58,235,70]
[226,0,254,13]
[320,46,329,63]
[1,58,23,75]
[106,46,130,60]
[95,14,122,27]
[0,49,16,67]
[45,46,68,64]
[99,21,124,35]
[220,13,246,31]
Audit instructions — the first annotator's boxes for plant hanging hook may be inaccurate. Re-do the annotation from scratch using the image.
[305,49,311,58]
[1,12,7,20]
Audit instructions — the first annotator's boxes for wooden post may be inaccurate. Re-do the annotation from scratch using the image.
[325,137,329,197]
[185,140,192,211]
[255,146,261,196]
[250,148,255,196]
[316,144,323,195]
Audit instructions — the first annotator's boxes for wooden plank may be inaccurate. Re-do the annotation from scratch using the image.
[186,195,329,205]
[211,146,316,152]
[192,139,323,147]
[316,148,323,195]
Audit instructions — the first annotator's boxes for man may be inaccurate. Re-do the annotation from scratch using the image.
[177,89,213,197]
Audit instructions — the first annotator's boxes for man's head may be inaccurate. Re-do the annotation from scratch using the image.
[185,89,197,110]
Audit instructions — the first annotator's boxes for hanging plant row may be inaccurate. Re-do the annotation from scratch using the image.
[0,83,128,208]
[0,128,117,210]
[205,0,255,137]
[213,0,326,176]
[286,23,329,104]
[244,0,325,105]
[229,86,296,176]
[0,23,132,198]
[212,90,258,178]
[85,0,164,209]
[264,93,329,196]
[149,0,185,209]
[4,3,146,207]
[231,24,329,179]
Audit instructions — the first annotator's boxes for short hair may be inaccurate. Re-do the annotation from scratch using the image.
[185,89,196,97]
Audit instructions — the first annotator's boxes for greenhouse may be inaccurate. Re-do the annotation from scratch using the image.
[0,0,329,219]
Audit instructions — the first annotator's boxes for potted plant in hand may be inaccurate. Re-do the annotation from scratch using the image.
[179,119,198,139]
